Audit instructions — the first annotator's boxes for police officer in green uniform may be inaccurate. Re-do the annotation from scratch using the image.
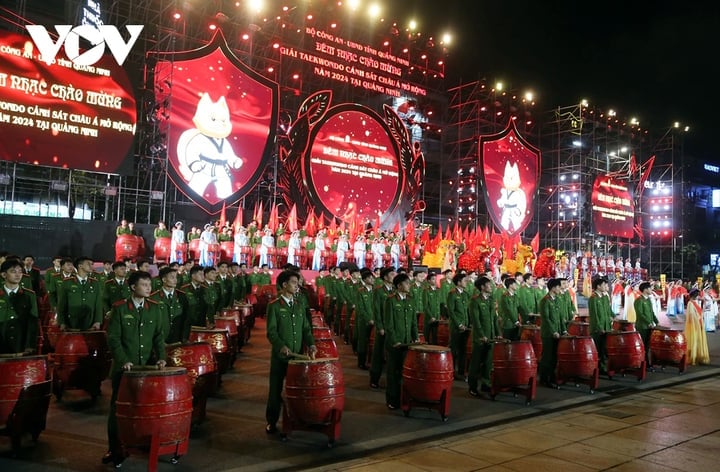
[265,270,316,434]
[103,262,131,315]
[49,258,75,310]
[22,255,42,294]
[203,267,221,322]
[383,273,418,409]
[468,276,500,395]
[149,267,190,344]
[0,259,39,354]
[57,256,103,331]
[217,261,235,309]
[103,270,166,468]
[447,272,471,379]
[423,272,442,344]
[539,278,565,387]
[180,266,216,328]
[498,277,523,340]
[369,267,396,389]
[354,269,376,369]
[44,256,63,308]
[588,277,614,372]
[634,281,659,366]
[517,273,536,324]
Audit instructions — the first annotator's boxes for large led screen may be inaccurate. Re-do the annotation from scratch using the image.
[156,33,278,214]
[305,104,402,221]
[0,30,136,172]
[591,175,635,238]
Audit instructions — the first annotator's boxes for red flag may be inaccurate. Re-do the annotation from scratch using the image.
[530,232,540,254]
[255,201,264,228]
[444,225,451,241]
[503,234,515,262]
[218,202,227,228]
[463,225,469,243]
[452,220,460,242]
[374,214,381,235]
[287,204,298,232]
[420,227,430,246]
[432,226,442,253]
[268,202,278,231]
[329,217,337,237]
[392,220,401,235]
[232,206,243,232]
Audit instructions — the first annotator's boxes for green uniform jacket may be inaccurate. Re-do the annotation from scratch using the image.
[0,287,38,354]
[205,282,222,317]
[532,287,548,313]
[57,275,104,329]
[539,294,563,338]
[516,285,535,322]
[439,279,454,306]
[149,289,191,344]
[559,291,575,328]
[218,275,235,308]
[423,286,442,324]
[588,292,613,334]
[45,269,64,308]
[498,291,521,330]
[233,274,249,302]
[410,282,425,313]
[180,283,216,327]
[469,293,499,344]
[354,285,374,326]
[447,288,470,331]
[384,293,418,347]
[634,296,659,331]
[372,284,394,331]
[266,297,315,360]
[103,279,131,313]
[107,298,166,374]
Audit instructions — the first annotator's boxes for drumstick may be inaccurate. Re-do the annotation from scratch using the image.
[287,352,312,360]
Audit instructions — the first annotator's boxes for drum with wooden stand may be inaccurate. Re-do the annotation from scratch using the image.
[401,344,454,421]
[52,330,111,401]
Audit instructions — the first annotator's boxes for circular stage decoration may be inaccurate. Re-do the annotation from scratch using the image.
[304,104,403,223]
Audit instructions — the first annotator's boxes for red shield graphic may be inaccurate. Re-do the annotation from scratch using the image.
[154,32,278,214]
[479,120,540,237]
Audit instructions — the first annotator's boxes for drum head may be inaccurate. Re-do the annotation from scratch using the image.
[123,366,187,376]
[288,357,339,365]
[409,344,450,353]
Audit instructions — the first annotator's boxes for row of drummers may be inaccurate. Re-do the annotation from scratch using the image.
[310,274,689,407]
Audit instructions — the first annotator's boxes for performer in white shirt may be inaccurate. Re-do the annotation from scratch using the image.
[312,230,326,271]
[287,230,301,267]
[390,237,401,269]
[170,221,185,264]
[372,237,385,269]
[233,226,249,264]
[353,235,366,269]
[199,224,218,267]
[259,227,275,268]
[336,233,349,265]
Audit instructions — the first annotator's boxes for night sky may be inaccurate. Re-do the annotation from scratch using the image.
[393,0,719,161]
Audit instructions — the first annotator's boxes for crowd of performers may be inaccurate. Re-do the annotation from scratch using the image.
[0,227,716,464]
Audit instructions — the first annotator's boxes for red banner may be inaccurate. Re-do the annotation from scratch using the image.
[479,120,540,237]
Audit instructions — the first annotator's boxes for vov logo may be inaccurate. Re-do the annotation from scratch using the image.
[26,24,144,67]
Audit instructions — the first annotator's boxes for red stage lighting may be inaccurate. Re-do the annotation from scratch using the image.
[209,23,217,31]
[242,33,250,40]
[173,12,181,21]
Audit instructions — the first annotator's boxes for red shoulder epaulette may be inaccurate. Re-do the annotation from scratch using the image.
[146,298,158,305]
[112,299,127,308]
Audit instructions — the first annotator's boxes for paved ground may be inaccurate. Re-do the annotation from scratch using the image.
[0,309,717,472]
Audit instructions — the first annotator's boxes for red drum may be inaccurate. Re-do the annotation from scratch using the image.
[568,322,590,337]
[220,241,234,262]
[322,250,334,268]
[237,304,254,341]
[382,253,391,267]
[207,243,221,266]
[344,250,355,264]
[188,238,200,261]
[0,354,52,452]
[311,326,338,358]
[606,331,646,380]
[238,246,252,265]
[528,313,541,327]
[166,342,218,424]
[315,285,327,311]
[277,247,288,267]
[283,358,344,445]
[401,344,454,420]
[174,242,188,264]
[519,324,543,360]
[556,336,599,392]
[436,320,450,347]
[649,327,687,372]
[311,312,326,328]
[189,328,231,375]
[137,237,146,257]
[575,314,589,323]
[491,340,537,404]
[365,252,374,269]
[153,237,172,263]
[115,234,141,261]
[612,320,636,332]
[214,316,239,365]
[42,310,61,351]
[116,367,192,465]
[53,330,111,400]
